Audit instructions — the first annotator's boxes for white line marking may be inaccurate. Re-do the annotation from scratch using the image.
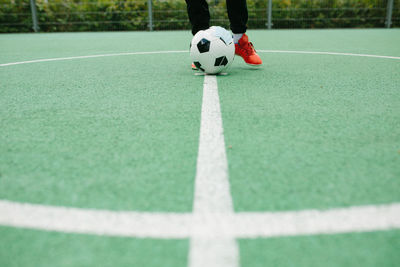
[0,200,191,238]
[234,203,400,238]
[189,75,238,267]
[192,75,233,214]
[0,50,187,67]
[257,50,400,60]
[1,50,399,67]
[1,200,400,238]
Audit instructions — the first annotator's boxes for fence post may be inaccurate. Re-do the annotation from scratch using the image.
[266,0,273,29]
[385,0,394,28]
[148,0,153,31]
[30,0,40,32]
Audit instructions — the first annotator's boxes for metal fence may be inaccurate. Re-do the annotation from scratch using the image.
[0,0,398,33]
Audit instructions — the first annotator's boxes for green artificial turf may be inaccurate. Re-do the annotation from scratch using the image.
[219,30,400,212]
[0,29,399,267]
[0,31,193,63]
[251,29,400,56]
[0,54,202,211]
[0,45,202,212]
[0,226,188,267]
[240,230,400,267]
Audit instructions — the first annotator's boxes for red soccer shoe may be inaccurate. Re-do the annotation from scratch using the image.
[191,62,198,70]
[235,34,262,66]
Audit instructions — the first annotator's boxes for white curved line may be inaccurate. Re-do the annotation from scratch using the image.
[257,50,400,60]
[0,50,187,67]
[1,50,399,67]
[1,200,399,238]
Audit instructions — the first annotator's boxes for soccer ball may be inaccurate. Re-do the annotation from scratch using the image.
[190,26,235,74]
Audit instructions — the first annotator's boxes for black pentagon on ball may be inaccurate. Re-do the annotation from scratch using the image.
[197,38,211,53]
[214,56,228,66]
[194,61,205,72]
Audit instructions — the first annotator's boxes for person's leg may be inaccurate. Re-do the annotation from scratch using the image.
[185,0,210,35]
[226,0,248,34]
[226,0,262,65]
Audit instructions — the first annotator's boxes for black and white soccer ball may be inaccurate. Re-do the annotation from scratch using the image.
[190,26,235,74]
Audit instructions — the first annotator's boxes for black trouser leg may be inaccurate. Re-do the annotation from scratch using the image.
[226,0,248,33]
[185,0,210,35]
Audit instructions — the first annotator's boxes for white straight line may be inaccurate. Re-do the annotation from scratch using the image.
[233,203,400,238]
[1,200,400,239]
[257,50,400,60]
[189,75,239,267]
[192,75,233,214]
[0,200,191,238]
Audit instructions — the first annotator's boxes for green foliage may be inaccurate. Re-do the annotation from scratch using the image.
[264,0,393,28]
[0,0,398,32]
[0,0,32,32]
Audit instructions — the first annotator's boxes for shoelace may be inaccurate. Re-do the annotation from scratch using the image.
[238,41,256,56]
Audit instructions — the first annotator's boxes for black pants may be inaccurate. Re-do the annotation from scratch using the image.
[185,0,248,35]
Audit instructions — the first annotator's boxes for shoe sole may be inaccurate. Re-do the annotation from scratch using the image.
[235,54,262,67]
[246,63,262,68]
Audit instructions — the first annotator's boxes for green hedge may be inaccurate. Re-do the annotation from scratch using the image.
[0,0,398,32]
